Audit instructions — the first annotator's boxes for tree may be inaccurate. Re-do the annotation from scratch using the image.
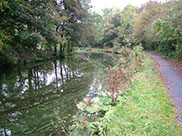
[117,5,138,46]
[0,0,58,65]
[102,8,122,47]
[153,0,182,58]
[133,0,162,49]
[102,6,138,48]
[0,0,96,66]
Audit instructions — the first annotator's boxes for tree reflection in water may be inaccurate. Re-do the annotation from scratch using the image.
[0,53,114,136]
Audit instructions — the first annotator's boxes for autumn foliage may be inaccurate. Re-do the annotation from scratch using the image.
[105,46,144,104]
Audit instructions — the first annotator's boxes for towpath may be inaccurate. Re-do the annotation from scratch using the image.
[146,52,182,125]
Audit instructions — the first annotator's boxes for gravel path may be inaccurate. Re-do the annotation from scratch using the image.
[146,52,182,124]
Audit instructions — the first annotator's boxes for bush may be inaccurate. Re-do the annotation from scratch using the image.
[69,46,145,135]
[175,43,182,60]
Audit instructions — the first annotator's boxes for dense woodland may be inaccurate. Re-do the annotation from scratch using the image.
[0,0,182,67]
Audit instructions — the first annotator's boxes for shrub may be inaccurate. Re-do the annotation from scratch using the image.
[69,45,144,135]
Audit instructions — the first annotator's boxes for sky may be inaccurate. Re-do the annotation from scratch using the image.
[91,0,166,13]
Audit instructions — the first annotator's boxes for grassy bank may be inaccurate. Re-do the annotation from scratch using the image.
[70,53,182,136]
[101,55,182,135]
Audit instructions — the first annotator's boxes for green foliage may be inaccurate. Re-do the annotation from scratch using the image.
[70,46,144,135]
[102,8,122,47]
[102,5,138,48]
[175,43,182,59]
[0,0,97,66]
[152,1,182,59]
[133,0,161,45]
[77,97,111,114]
[70,52,182,136]
[91,12,106,47]
[0,0,57,65]
[132,0,182,60]
[102,56,182,135]
[117,5,138,46]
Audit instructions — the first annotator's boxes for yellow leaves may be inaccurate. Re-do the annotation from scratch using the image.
[167,34,178,40]
[60,16,70,21]
[33,102,40,106]
[168,37,173,40]
[173,34,177,38]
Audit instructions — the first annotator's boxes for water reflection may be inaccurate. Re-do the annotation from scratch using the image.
[0,53,114,135]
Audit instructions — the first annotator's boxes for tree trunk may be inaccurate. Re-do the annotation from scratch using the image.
[67,40,70,55]
[63,43,66,52]
[60,43,65,58]
[54,26,59,56]
[54,43,57,56]
[60,43,63,53]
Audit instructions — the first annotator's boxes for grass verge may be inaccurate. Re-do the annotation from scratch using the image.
[103,55,182,136]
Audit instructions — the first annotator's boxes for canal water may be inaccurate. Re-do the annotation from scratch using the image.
[0,53,115,136]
